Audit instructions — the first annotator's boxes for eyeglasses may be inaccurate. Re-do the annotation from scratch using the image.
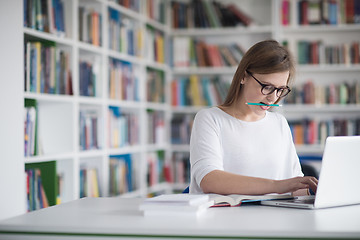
[246,71,291,98]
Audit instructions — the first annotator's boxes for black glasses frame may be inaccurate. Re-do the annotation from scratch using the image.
[246,71,291,98]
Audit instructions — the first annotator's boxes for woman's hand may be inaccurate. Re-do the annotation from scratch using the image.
[275,176,318,195]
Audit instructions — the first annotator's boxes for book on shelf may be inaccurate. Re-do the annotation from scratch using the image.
[171,0,255,28]
[109,59,139,101]
[79,55,101,97]
[79,167,100,198]
[108,106,139,148]
[297,40,360,65]
[293,0,360,25]
[78,6,102,46]
[289,118,360,146]
[147,68,165,103]
[147,110,165,145]
[147,151,166,186]
[24,0,66,36]
[209,193,293,207]
[24,99,38,157]
[79,109,100,151]
[25,161,57,211]
[145,26,165,63]
[139,194,213,217]
[25,40,73,95]
[109,154,134,195]
[284,80,360,105]
[171,76,230,107]
[173,39,245,68]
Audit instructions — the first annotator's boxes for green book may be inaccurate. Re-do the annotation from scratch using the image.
[25,161,57,207]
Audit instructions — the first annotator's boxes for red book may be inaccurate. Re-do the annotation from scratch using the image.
[227,4,253,26]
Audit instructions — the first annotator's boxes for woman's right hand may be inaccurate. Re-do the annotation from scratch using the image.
[275,176,318,195]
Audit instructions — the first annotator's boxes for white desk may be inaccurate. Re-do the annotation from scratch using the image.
[1,197,360,239]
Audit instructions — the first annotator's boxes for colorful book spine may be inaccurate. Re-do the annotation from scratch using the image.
[25,41,73,95]
[171,0,254,28]
[171,76,230,107]
[109,154,134,196]
[147,151,166,186]
[79,110,101,151]
[24,0,66,36]
[172,39,245,68]
[289,118,360,146]
[147,68,165,103]
[78,6,102,46]
[284,80,360,105]
[147,110,165,145]
[108,59,139,101]
[79,167,100,198]
[25,161,57,211]
[108,106,139,148]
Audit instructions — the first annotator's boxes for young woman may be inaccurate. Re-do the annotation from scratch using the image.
[189,40,318,195]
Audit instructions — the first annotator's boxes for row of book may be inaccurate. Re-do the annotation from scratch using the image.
[282,0,360,26]
[297,41,360,65]
[79,59,98,97]
[25,41,73,95]
[24,0,66,36]
[108,106,139,148]
[146,0,166,23]
[145,27,165,63]
[79,167,101,198]
[25,168,49,211]
[147,110,165,145]
[170,152,190,184]
[25,161,57,212]
[108,8,142,56]
[173,37,245,68]
[171,76,230,107]
[109,0,141,13]
[147,151,167,187]
[171,114,194,145]
[79,110,101,151]
[78,6,102,46]
[109,154,135,196]
[284,80,360,105]
[289,118,360,145]
[147,68,165,103]
[24,100,37,157]
[171,0,253,28]
[109,59,140,101]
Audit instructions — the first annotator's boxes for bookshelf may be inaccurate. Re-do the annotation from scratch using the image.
[1,0,360,219]
[169,0,360,189]
[20,0,173,208]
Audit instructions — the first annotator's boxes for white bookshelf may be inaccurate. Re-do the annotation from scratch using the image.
[169,0,360,160]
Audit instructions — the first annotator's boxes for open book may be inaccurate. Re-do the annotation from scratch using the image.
[208,193,293,207]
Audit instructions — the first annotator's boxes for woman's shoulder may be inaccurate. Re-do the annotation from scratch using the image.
[267,111,288,123]
[195,107,227,122]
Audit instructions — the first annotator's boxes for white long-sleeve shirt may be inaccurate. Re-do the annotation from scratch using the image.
[189,107,303,194]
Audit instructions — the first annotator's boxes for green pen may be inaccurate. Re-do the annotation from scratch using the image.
[246,102,282,107]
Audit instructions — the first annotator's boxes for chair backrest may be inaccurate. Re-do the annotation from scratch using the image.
[182,186,189,193]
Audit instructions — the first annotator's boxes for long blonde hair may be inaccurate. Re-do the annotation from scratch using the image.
[221,40,295,107]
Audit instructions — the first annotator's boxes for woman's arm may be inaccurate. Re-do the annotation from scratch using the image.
[200,170,318,195]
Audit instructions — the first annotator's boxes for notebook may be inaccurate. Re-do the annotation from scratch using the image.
[261,136,360,209]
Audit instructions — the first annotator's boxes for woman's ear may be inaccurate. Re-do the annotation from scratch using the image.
[240,78,245,84]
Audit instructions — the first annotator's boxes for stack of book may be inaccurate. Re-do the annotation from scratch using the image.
[139,194,214,217]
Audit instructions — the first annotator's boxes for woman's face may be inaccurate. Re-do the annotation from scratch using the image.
[240,71,290,118]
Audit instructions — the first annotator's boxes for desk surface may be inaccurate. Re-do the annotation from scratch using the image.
[1,197,360,239]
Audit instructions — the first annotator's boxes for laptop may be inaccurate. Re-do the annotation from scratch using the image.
[261,136,360,209]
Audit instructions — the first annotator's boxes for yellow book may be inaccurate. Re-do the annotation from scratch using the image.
[34,42,41,93]
[156,33,164,63]
[189,75,204,106]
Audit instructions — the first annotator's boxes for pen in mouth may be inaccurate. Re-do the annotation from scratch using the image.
[246,102,282,107]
